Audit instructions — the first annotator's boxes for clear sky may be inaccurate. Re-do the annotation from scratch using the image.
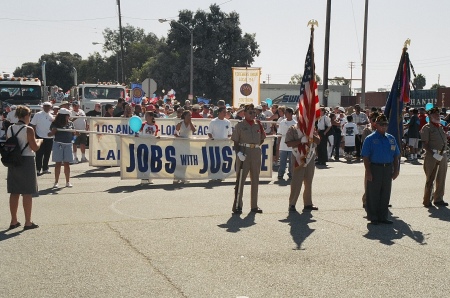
[1,0,449,93]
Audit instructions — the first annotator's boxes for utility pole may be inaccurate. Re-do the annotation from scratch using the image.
[266,74,271,84]
[361,0,369,107]
[349,61,355,95]
[117,0,125,83]
[323,0,332,107]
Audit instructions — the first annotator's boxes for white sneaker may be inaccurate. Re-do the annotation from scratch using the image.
[53,183,59,188]
[71,158,79,164]
[81,157,89,163]
[42,170,51,174]
[66,182,73,188]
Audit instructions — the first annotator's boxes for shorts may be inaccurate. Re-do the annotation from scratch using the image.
[52,142,74,163]
[344,146,355,153]
[408,138,419,148]
[74,133,87,145]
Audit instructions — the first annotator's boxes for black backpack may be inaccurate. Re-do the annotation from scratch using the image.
[0,125,29,167]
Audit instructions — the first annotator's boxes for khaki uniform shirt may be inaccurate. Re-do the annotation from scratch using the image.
[420,123,447,151]
[231,120,266,145]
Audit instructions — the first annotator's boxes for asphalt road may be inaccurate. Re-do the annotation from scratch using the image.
[1,153,450,297]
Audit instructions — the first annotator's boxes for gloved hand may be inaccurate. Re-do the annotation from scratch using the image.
[433,153,443,161]
[237,151,246,161]
[301,136,308,143]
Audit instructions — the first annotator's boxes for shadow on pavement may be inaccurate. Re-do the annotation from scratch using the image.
[0,229,22,242]
[363,212,426,246]
[217,212,256,233]
[106,180,271,193]
[428,206,450,222]
[72,167,120,178]
[279,211,316,250]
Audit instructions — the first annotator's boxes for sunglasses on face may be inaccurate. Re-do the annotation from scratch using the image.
[378,123,389,127]
[246,110,255,115]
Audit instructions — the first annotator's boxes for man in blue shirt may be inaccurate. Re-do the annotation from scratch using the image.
[361,114,400,225]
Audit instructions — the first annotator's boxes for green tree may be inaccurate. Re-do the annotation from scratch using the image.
[149,4,260,102]
[430,83,446,89]
[329,76,350,86]
[413,73,426,90]
[14,52,82,92]
[288,73,322,85]
[102,26,164,83]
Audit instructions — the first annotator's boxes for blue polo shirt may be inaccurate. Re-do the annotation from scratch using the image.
[361,131,400,163]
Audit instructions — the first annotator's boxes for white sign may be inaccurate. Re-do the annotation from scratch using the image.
[232,67,261,107]
[120,136,273,180]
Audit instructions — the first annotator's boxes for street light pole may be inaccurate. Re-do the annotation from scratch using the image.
[159,18,194,99]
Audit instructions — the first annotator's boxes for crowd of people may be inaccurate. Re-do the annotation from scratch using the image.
[3,95,450,231]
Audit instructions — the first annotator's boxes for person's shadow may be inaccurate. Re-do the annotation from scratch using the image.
[279,211,316,250]
[0,228,22,242]
[364,212,426,246]
[427,205,450,222]
[217,212,256,233]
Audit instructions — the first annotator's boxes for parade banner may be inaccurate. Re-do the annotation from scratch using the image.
[232,67,261,107]
[120,136,273,180]
[88,117,242,167]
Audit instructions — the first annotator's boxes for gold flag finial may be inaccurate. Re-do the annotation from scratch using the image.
[307,19,318,29]
[404,38,411,49]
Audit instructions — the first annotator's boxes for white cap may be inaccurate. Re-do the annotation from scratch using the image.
[58,108,71,115]
[42,101,52,107]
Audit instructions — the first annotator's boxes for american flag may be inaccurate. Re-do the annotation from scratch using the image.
[294,28,320,168]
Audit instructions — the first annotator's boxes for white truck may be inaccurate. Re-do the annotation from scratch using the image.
[70,83,126,115]
[0,74,43,116]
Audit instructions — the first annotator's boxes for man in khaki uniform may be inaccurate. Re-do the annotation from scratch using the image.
[420,107,448,207]
[285,111,320,212]
[231,104,266,214]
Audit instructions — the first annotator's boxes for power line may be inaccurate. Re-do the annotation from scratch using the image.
[0,16,116,22]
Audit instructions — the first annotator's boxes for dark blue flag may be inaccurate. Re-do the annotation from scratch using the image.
[384,48,411,152]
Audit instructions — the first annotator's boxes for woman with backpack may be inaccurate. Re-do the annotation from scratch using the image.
[6,105,43,231]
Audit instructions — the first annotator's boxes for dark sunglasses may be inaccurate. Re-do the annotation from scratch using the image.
[246,110,255,115]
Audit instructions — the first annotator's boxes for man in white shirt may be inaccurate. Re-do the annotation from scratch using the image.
[6,105,18,124]
[30,102,55,174]
[261,101,273,134]
[351,104,369,161]
[278,107,297,179]
[71,101,88,163]
[316,107,332,166]
[207,107,232,140]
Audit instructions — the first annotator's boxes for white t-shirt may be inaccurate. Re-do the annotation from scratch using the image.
[317,115,331,130]
[207,118,232,139]
[30,111,54,139]
[343,122,358,147]
[141,122,159,136]
[71,109,86,130]
[351,112,369,135]
[262,110,273,133]
[278,118,297,151]
[6,110,18,124]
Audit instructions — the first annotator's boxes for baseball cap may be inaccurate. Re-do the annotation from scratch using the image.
[42,101,52,107]
[338,107,345,113]
[72,101,80,106]
[255,105,263,110]
[60,101,69,105]
[261,101,267,106]
[58,108,71,115]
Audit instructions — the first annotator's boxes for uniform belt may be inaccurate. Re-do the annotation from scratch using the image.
[240,143,260,149]
[432,149,448,154]
[371,162,392,167]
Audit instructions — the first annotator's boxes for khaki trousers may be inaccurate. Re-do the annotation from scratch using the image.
[233,147,261,210]
[288,158,315,207]
[423,153,448,205]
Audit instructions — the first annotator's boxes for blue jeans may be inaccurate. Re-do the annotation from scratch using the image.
[278,150,292,178]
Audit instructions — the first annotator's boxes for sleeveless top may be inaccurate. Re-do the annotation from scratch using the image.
[6,123,34,157]
[178,121,192,138]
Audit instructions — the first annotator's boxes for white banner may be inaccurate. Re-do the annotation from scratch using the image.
[120,136,273,180]
[88,117,243,167]
[232,67,261,107]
